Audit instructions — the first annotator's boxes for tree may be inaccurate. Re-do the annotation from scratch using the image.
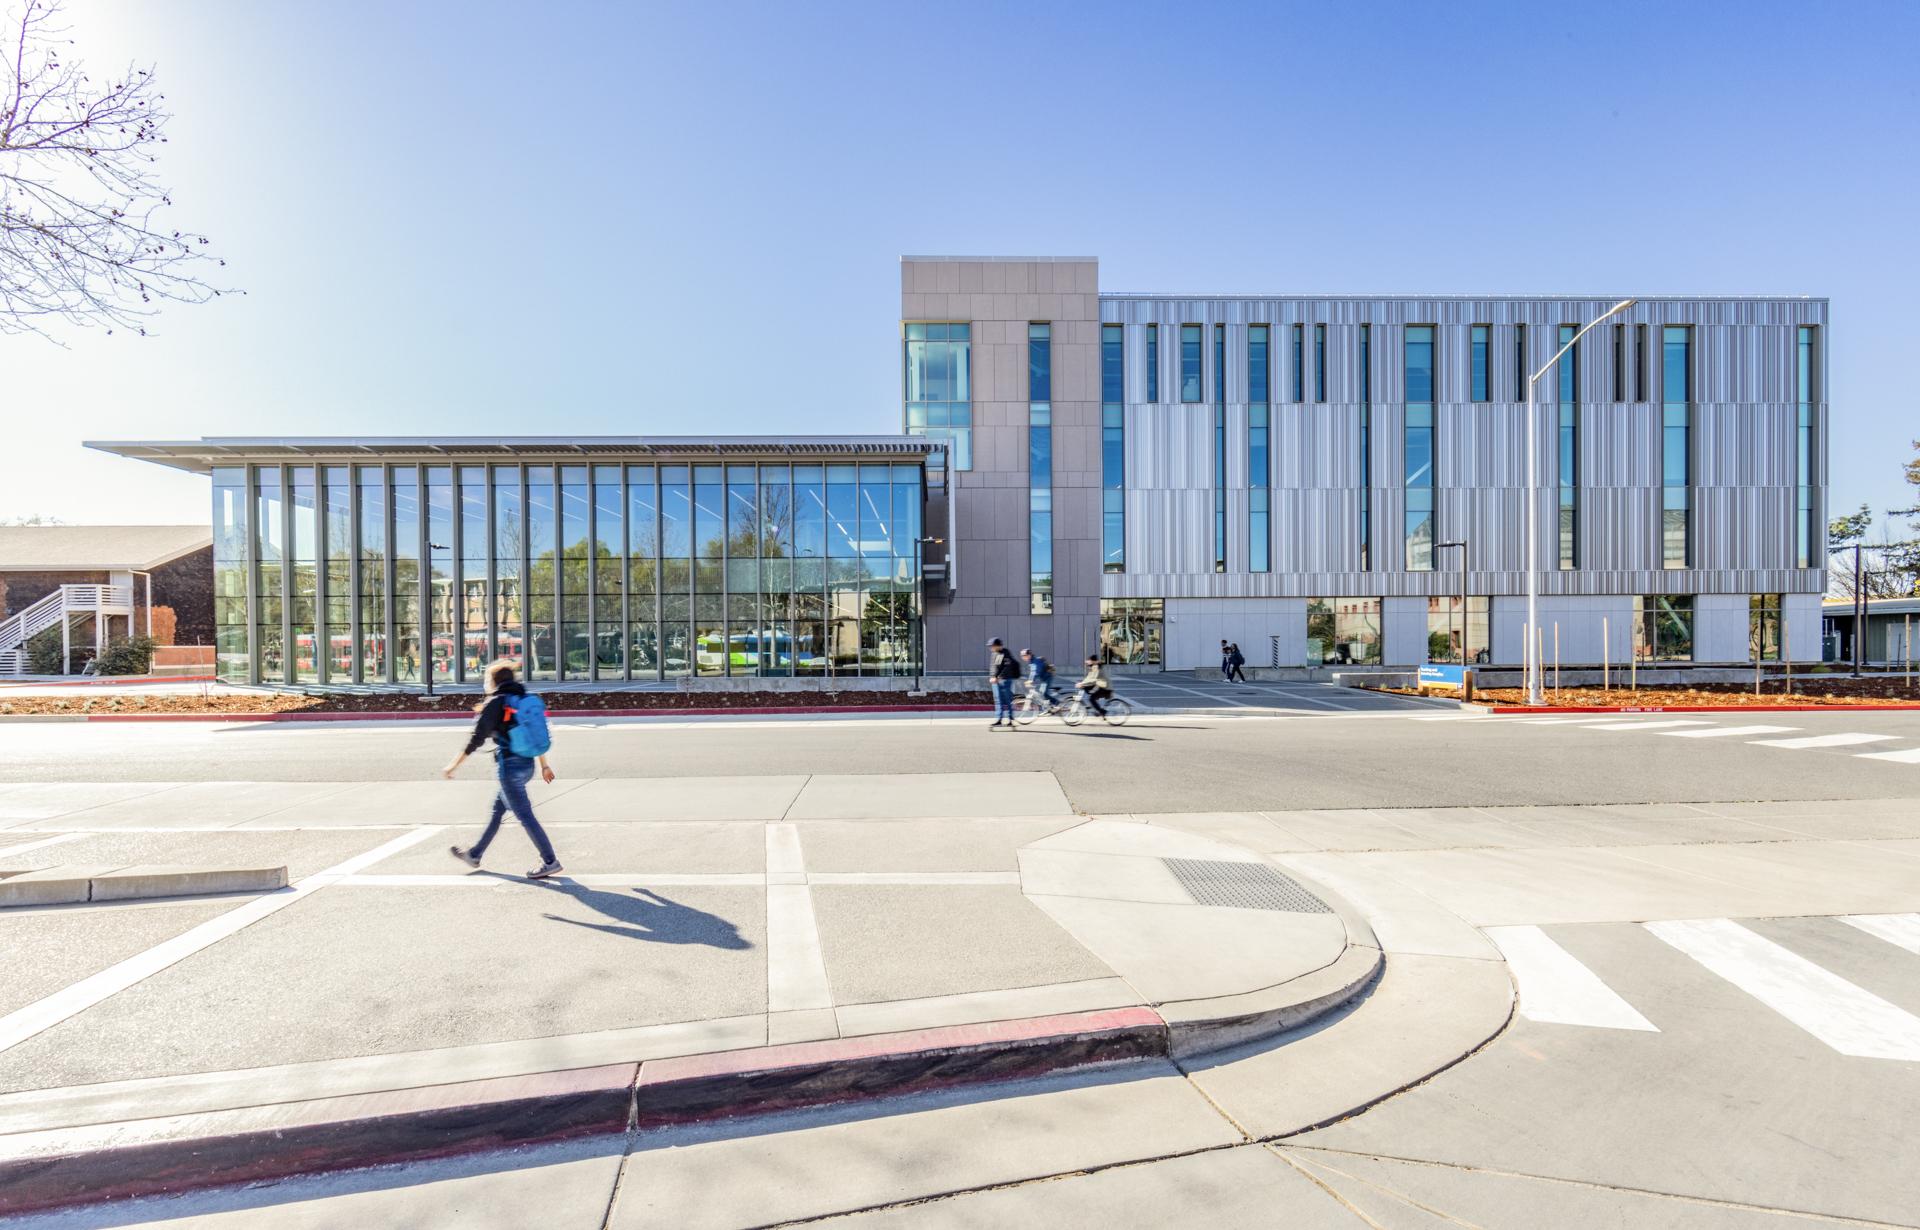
[1,0,229,338]
[1827,443,1920,600]
[1828,503,1873,550]
[0,512,62,524]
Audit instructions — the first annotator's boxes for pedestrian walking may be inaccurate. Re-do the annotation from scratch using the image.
[1226,641,1248,683]
[443,660,564,879]
[988,638,1021,729]
[1219,640,1234,682]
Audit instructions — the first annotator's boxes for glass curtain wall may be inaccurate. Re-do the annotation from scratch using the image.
[1102,324,1124,573]
[220,458,923,684]
[1749,593,1783,661]
[1662,326,1693,568]
[1180,324,1201,402]
[1099,598,1163,666]
[1635,594,1694,661]
[1557,324,1579,570]
[212,468,249,682]
[1248,324,1270,572]
[1404,326,1435,571]
[1029,324,1053,615]
[904,323,972,470]
[1425,596,1490,664]
[1471,325,1490,402]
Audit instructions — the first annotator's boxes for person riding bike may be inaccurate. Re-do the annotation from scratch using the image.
[1076,655,1113,717]
[1020,649,1060,709]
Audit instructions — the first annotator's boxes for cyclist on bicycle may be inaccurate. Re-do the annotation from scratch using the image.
[1076,655,1113,717]
[1020,649,1060,709]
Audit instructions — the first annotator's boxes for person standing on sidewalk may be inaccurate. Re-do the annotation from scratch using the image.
[443,660,564,879]
[988,638,1021,729]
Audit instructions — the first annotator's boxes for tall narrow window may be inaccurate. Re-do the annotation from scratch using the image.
[1359,323,1372,571]
[903,323,973,469]
[1314,323,1327,403]
[1291,323,1305,402]
[1102,323,1125,573]
[1029,323,1053,614]
[1180,324,1202,402]
[1612,324,1626,403]
[1514,324,1527,403]
[1662,325,1692,568]
[1248,325,1271,572]
[1797,326,1818,569]
[1636,323,1649,402]
[1471,325,1490,403]
[1404,325,1435,571]
[1146,323,1158,404]
[1557,324,1579,570]
[1213,324,1226,572]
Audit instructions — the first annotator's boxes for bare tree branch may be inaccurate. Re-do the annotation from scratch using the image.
[0,0,235,339]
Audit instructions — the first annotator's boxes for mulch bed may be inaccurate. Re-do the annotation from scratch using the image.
[0,689,990,717]
[1388,674,1920,708]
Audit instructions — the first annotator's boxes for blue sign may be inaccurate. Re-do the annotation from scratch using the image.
[1418,663,1466,688]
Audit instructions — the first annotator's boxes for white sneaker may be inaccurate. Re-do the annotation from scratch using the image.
[527,860,564,880]
[449,845,481,868]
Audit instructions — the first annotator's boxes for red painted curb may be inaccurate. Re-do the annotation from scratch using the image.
[62,703,985,723]
[0,1063,638,1216]
[1486,703,1920,714]
[0,1010,1167,1216]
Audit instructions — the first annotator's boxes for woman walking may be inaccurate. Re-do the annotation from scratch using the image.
[443,660,564,879]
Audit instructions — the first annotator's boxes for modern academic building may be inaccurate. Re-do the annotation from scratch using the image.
[92,255,1828,686]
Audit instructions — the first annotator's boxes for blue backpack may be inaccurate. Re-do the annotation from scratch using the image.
[504,693,552,758]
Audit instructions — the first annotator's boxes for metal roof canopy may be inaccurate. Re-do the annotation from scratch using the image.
[86,436,940,475]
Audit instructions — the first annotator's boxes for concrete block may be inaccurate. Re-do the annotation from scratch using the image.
[88,865,288,902]
[0,865,124,907]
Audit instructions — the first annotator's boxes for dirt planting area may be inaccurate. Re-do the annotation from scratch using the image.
[1389,673,1920,708]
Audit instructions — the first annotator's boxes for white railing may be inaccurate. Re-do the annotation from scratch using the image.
[0,584,138,673]
[0,587,70,654]
[58,584,133,612]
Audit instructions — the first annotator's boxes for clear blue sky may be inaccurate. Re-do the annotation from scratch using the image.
[7,0,1916,532]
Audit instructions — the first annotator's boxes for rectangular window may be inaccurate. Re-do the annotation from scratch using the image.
[1146,322,1158,403]
[1030,324,1053,614]
[1100,597,1163,666]
[1213,324,1226,571]
[1314,323,1327,403]
[1426,596,1490,665]
[1557,324,1579,571]
[212,467,249,682]
[1403,325,1435,571]
[903,322,973,470]
[1103,324,1125,573]
[1613,324,1626,403]
[357,467,388,682]
[1636,323,1649,402]
[1515,323,1527,403]
[1291,323,1305,402]
[1470,325,1490,403]
[1662,326,1692,568]
[1797,326,1818,569]
[1306,597,1382,666]
[1180,324,1202,402]
[1248,324,1270,573]
[1358,323,1371,571]
[1635,594,1694,662]
[1749,593,1783,662]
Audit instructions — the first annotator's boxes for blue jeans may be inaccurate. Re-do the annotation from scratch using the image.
[471,752,557,865]
[993,679,1015,721]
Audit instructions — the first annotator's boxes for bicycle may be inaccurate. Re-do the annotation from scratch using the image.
[1061,689,1133,727]
[1013,682,1067,725]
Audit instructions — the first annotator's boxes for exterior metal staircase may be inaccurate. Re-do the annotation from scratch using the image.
[0,584,133,675]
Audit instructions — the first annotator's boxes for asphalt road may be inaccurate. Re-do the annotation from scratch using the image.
[6,705,1919,814]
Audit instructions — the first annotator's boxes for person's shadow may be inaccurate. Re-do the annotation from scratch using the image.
[528,880,752,950]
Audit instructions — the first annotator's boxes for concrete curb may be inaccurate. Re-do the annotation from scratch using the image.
[0,865,288,908]
[0,704,987,724]
[0,977,1383,1216]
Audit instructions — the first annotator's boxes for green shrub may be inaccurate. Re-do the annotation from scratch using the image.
[94,635,157,676]
[26,631,62,675]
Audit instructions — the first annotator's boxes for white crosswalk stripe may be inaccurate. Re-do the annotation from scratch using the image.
[1857,747,1920,763]
[1486,925,1658,1031]
[1747,732,1899,750]
[1661,724,1799,738]
[1839,914,1920,956]
[1578,719,1716,731]
[1646,918,1920,1061]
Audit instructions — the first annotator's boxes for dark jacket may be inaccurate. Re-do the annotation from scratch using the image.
[463,681,529,757]
[991,648,1021,681]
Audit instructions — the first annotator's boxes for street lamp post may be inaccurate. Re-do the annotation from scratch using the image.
[1524,299,1637,705]
[1436,541,1468,665]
